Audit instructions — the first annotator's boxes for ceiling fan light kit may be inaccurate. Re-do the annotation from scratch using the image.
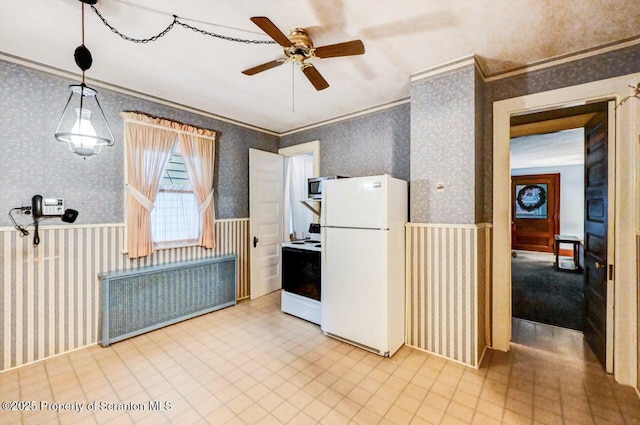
[243,16,365,91]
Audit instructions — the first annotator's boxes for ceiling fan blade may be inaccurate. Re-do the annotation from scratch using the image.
[242,59,285,76]
[250,17,293,48]
[314,40,365,58]
[302,64,329,91]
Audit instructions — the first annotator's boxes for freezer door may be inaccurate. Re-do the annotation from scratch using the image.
[321,227,388,352]
[323,175,388,229]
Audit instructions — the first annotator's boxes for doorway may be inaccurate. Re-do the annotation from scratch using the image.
[249,141,320,300]
[491,74,640,385]
[279,140,320,241]
[510,127,585,332]
[508,102,610,362]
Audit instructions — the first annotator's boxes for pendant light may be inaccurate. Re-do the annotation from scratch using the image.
[54,0,114,157]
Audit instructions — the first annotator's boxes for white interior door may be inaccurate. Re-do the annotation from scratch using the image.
[249,149,284,299]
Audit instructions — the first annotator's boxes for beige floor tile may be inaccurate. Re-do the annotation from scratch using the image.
[288,411,316,425]
[270,400,299,423]
[319,409,351,425]
[352,407,383,425]
[384,404,414,424]
[302,398,331,421]
[3,296,640,425]
[415,404,445,423]
[334,397,361,419]
[237,403,268,425]
[533,406,564,425]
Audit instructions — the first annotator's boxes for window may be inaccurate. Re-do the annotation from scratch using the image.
[121,111,217,258]
[151,141,201,247]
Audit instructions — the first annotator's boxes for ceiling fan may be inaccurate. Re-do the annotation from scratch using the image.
[242,17,365,91]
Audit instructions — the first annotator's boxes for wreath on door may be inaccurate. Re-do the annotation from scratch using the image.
[516,184,547,211]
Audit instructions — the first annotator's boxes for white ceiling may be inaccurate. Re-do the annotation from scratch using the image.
[511,128,584,169]
[1,0,639,134]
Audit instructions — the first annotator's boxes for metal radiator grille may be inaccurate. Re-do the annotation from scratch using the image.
[100,256,236,346]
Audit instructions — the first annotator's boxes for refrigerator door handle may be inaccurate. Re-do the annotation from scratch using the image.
[322,192,327,226]
[322,236,327,267]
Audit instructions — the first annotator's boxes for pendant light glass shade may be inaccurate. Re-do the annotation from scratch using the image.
[54,84,114,157]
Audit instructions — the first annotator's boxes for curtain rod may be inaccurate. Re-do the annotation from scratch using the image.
[123,118,217,141]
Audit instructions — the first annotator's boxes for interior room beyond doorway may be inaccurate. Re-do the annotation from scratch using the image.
[509,102,608,358]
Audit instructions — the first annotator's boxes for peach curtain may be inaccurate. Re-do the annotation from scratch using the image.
[121,112,176,258]
[177,132,216,248]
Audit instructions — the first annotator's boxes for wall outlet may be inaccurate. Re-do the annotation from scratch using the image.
[436,182,445,192]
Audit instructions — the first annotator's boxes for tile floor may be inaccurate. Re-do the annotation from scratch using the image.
[1,292,639,424]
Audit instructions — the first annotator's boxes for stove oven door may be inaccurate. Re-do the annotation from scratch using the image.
[282,247,321,301]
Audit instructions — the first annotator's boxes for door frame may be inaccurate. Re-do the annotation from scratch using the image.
[278,140,320,176]
[492,73,639,386]
[278,140,320,235]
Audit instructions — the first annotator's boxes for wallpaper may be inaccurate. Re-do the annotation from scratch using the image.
[0,59,278,227]
[482,42,640,222]
[474,66,486,223]
[410,65,479,224]
[279,103,411,182]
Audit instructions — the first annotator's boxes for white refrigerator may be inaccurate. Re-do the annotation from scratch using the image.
[321,174,407,357]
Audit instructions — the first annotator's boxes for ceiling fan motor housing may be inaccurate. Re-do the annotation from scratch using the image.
[285,28,314,62]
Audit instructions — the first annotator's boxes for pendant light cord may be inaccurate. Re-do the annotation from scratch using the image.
[81,2,85,45]
[81,2,86,84]
[80,1,86,113]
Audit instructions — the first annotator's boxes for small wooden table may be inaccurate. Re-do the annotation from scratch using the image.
[554,235,582,272]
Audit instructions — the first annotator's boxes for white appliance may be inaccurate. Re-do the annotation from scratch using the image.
[321,174,407,357]
[281,239,322,325]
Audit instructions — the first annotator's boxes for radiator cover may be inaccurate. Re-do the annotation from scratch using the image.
[99,255,236,347]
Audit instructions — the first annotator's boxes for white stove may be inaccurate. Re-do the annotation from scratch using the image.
[281,237,322,324]
[282,239,321,251]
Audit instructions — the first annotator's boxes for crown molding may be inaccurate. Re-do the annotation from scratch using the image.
[410,56,481,82]
[3,34,638,137]
[279,98,411,137]
[0,52,280,137]
[482,35,640,82]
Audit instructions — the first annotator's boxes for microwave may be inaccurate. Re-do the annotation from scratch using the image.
[307,176,346,199]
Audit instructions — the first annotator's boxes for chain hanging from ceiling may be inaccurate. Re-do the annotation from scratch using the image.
[89,5,277,45]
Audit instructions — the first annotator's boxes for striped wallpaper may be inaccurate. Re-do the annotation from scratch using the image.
[0,218,249,371]
[405,223,491,368]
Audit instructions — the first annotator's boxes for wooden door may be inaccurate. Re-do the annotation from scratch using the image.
[512,173,560,252]
[249,149,284,299]
[583,111,608,368]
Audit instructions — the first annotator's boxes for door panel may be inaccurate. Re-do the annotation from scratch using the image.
[249,149,284,299]
[511,174,560,252]
[583,110,608,368]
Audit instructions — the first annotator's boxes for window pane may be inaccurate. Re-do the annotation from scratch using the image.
[162,152,191,186]
[151,143,201,246]
[152,190,201,244]
[515,184,548,219]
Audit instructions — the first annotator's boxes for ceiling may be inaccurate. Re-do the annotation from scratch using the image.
[1,0,639,134]
[511,128,584,169]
